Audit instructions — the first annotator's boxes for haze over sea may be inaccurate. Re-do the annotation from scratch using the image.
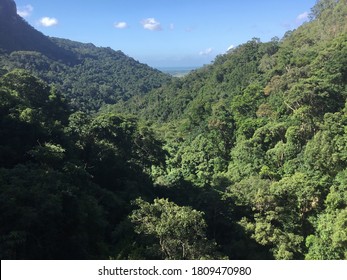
[158,66,198,77]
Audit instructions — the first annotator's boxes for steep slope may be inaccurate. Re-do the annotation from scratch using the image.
[1,0,346,261]
[120,0,346,126]
[0,0,76,63]
[0,69,166,259]
[111,0,347,260]
[0,0,171,111]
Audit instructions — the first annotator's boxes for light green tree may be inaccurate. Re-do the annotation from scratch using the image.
[130,198,220,259]
[306,170,347,259]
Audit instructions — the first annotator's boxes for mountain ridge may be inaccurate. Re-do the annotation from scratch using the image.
[0,0,346,260]
[0,0,78,63]
[0,0,171,111]
[115,0,346,125]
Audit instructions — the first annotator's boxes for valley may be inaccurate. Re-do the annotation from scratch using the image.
[0,0,346,260]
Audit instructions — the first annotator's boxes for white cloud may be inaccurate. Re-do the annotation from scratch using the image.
[39,17,58,27]
[296,11,309,21]
[227,45,234,51]
[283,11,309,30]
[114,21,128,29]
[169,23,175,30]
[17,4,33,18]
[199,47,213,56]
[141,18,162,31]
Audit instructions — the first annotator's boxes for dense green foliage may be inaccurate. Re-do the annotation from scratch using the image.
[0,0,346,259]
[0,0,170,112]
[0,69,170,259]
[130,198,221,260]
[112,0,347,260]
[0,40,171,112]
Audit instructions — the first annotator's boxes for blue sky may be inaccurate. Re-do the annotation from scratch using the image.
[15,0,317,68]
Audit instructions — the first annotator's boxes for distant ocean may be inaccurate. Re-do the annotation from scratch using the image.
[158,66,198,77]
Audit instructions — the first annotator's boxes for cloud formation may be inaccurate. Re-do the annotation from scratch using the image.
[17,4,33,18]
[297,11,309,21]
[227,45,234,52]
[282,11,309,30]
[114,21,128,29]
[39,17,58,27]
[141,18,162,31]
[199,48,213,56]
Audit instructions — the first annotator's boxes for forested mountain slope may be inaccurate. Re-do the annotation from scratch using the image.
[0,0,346,260]
[0,0,171,111]
[0,0,76,62]
[119,0,346,126]
[110,0,347,259]
[0,69,168,259]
